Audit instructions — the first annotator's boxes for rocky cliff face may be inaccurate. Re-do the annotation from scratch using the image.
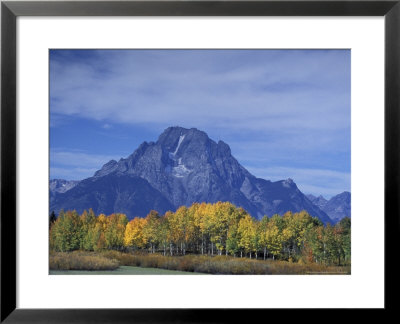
[50,126,332,223]
[306,194,328,210]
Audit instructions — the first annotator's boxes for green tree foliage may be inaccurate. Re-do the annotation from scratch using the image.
[80,209,97,250]
[104,213,128,250]
[336,217,351,264]
[50,210,81,252]
[49,211,57,229]
[142,210,161,253]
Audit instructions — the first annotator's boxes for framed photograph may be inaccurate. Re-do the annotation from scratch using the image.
[1,0,399,321]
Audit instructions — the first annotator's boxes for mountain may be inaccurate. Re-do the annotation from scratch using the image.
[50,174,174,218]
[322,192,351,223]
[49,179,79,204]
[307,192,351,223]
[306,194,328,210]
[50,126,332,224]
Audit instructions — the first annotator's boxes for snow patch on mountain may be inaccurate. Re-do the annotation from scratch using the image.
[172,157,191,178]
[167,135,191,177]
[169,135,185,159]
[172,163,191,177]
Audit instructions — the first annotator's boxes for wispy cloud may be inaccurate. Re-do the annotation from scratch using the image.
[50,50,350,134]
[51,150,119,168]
[50,150,121,179]
[50,167,99,181]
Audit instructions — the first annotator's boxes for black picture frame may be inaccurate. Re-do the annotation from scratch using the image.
[1,0,399,322]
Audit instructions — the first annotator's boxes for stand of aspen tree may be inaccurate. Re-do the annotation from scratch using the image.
[50,202,351,265]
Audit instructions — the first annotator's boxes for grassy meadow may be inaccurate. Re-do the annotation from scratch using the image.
[50,265,204,275]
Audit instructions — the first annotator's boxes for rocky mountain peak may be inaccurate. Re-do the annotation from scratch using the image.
[282,178,296,188]
[335,191,351,199]
[217,140,231,156]
[157,126,208,150]
[50,126,333,223]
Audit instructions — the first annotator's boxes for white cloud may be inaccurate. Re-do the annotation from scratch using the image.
[50,50,350,136]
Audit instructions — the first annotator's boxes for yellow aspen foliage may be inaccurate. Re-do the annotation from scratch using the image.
[264,222,283,259]
[97,214,107,230]
[237,214,256,257]
[124,217,147,248]
[142,210,160,253]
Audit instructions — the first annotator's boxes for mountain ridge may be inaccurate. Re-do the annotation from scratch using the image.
[307,192,351,222]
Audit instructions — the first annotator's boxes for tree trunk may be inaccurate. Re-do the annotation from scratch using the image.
[264,247,266,260]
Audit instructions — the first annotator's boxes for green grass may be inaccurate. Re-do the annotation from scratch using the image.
[50,265,207,275]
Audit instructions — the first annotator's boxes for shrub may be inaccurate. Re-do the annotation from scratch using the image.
[49,251,119,270]
[50,251,350,274]
[102,252,350,275]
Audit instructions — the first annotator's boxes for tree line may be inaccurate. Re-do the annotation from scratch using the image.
[49,201,351,265]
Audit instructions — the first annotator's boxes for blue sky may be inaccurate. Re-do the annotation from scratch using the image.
[50,49,350,198]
